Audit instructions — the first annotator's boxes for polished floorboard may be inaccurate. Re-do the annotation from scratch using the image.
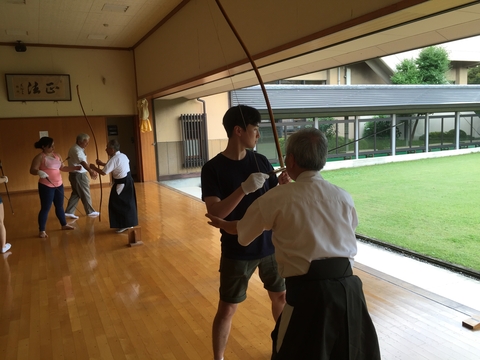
[1,182,479,359]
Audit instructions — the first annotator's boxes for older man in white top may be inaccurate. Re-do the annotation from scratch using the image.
[206,128,380,360]
[65,133,99,218]
[90,139,138,233]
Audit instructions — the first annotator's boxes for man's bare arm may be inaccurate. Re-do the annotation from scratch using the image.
[205,213,238,234]
[204,186,246,219]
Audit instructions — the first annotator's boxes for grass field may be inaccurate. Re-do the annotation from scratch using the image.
[321,152,480,272]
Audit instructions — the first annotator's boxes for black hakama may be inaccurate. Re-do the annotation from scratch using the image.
[271,258,381,360]
[108,172,138,229]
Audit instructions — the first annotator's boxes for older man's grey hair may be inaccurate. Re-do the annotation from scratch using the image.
[286,128,328,171]
[107,139,121,151]
[76,133,90,142]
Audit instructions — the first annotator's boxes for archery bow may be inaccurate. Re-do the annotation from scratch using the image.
[76,85,103,221]
[214,0,284,169]
[213,1,407,166]
[0,160,14,214]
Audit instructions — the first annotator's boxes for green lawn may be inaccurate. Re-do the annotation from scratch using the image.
[321,153,480,272]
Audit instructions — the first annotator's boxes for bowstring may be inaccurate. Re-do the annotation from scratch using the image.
[206,0,262,175]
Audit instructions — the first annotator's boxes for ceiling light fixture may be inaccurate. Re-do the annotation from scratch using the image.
[102,4,129,12]
[88,34,108,40]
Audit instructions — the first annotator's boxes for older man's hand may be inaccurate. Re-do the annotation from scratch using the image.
[205,214,238,235]
[278,171,291,185]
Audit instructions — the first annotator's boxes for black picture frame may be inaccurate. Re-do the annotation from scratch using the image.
[5,74,71,101]
[107,125,119,136]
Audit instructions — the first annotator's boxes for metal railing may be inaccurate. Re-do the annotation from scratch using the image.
[256,112,480,164]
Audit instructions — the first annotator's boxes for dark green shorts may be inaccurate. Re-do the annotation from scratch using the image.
[219,254,285,303]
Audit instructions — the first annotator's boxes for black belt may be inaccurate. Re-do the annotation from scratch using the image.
[113,172,131,184]
[285,258,352,305]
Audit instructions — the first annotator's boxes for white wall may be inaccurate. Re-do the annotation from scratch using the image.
[153,93,228,143]
[0,46,137,118]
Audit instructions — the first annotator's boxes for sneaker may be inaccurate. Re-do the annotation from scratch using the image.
[65,213,79,219]
[88,211,100,217]
[2,243,12,253]
[116,227,133,233]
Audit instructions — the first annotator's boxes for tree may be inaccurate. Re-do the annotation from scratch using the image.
[416,46,450,84]
[467,65,480,84]
[390,59,419,84]
[390,46,451,143]
[390,46,450,85]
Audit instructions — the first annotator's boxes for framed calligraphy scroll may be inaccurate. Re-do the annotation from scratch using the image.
[5,74,71,101]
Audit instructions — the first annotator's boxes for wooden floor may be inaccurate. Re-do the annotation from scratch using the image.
[1,182,479,359]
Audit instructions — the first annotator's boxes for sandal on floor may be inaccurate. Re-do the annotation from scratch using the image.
[39,231,48,238]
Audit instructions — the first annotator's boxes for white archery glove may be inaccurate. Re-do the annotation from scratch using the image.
[37,170,49,179]
[0,176,7,183]
[241,173,270,195]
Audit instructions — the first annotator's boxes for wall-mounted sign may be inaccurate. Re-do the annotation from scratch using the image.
[5,74,71,101]
[108,125,118,136]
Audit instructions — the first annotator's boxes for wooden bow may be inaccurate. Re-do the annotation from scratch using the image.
[214,0,284,168]
[76,85,103,221]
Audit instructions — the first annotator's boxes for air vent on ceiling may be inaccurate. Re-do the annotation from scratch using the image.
[102,4,129,12]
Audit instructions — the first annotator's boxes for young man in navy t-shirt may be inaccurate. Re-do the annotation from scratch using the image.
[201,105,287,360]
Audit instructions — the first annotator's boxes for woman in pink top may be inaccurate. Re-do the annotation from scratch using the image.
[29,137,81,238]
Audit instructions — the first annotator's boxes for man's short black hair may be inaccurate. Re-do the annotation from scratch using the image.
[223,105,261,138]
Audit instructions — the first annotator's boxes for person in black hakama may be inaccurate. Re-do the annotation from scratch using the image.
[90,139,138,233]
[206,128,381,360]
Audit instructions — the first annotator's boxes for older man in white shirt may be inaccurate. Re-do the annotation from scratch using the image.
[65,133,99,218]
[90,139,138,233]
[206,128,380,360]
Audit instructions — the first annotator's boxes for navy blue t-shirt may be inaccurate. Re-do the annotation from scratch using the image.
[201,150,278,260]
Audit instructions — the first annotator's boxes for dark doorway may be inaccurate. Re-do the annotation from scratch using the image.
[106,116,138,181]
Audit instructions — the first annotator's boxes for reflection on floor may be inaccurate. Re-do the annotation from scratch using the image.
[160,177,480,313]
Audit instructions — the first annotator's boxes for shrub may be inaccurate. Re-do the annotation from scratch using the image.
[363,116,401,139]
[279,137,285,154]
[446,129,468,139]
[419,130,469,141]
[317,119,336,139]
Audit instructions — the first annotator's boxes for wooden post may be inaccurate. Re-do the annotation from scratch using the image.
[462,317,480,331]
[127,226,143,247]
